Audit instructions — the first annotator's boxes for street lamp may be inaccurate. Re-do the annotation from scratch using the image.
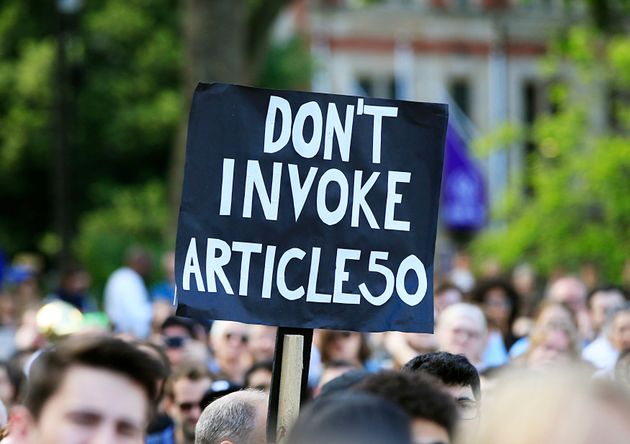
[54,0,83,267]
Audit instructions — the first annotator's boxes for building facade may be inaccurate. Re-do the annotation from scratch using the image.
[302,0,577,207]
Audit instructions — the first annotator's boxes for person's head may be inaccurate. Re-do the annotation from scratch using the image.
[125,247,152,277]
[247,325,276,363]
[161,316,197,366]
[165,362,213,444]
[435,282,464,315]
[356,371,457,444]
[547,276,588,314]
[608,303,630,353]
[243,361,273,392]
[287,391,413,444]
[471,279,519,332]
[195,389,267,444]
[467,369,630,444]
[525,320,580,370]
[403,352,480,419]
[317,330,371,366]
[58,264,91,295]
[210,321,250,364]
[512,263,537,299]
[587,286,626,335]
[11,335,163,444]
[436,303,487,366]
[161,251,176,283]
[532,300,577,330]
[579,261,600,290]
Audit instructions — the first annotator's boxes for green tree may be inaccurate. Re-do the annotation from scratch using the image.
[0,0,312,298]
[0,0,182,260]
[472,25,630,282]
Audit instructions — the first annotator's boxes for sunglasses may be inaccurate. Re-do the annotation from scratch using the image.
[164,336,187,349]
[225,332,249,344]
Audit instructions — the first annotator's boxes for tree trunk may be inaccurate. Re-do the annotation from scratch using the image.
[168,0,247,239]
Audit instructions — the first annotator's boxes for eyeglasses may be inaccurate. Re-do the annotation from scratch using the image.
[225,332,249,344]
[456,399,479,420]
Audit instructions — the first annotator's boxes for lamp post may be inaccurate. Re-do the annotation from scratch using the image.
[54,0,82,267]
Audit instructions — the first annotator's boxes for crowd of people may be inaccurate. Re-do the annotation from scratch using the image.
[0,248,630,443]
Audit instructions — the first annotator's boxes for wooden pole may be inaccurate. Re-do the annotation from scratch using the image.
[276,334,303,442]
[267,327,313,444]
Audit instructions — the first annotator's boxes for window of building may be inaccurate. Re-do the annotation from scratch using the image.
[449,78,471,118]
[522,80,541,196]
[356,75,397,99]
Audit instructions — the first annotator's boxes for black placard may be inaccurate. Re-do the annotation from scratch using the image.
[175,83,447,333]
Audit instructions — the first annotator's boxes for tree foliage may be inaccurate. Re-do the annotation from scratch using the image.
[0,0,312,295]
[472,26,630,282]
[0,0,181,258]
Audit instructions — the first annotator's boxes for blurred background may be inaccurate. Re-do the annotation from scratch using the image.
[1,0,630,299]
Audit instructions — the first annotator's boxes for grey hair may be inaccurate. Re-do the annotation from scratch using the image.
[195,390,266,444]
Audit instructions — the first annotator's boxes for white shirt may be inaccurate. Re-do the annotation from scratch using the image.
[582,335,619,370]
[104,267,153,338]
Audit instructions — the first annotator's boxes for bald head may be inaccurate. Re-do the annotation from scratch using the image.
[195,390,268,444]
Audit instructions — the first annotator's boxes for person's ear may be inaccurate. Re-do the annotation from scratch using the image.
[7,405,35,443]
[163,396,176,419]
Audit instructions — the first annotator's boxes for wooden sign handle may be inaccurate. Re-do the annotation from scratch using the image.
[266,327,313,444]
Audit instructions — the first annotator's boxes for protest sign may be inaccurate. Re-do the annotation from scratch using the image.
[175,83,447,333]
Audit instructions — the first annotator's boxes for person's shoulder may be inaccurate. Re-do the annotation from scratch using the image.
[108,267,142,282]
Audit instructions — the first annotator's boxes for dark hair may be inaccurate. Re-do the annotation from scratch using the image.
[355,371,457,439]
[287,391,413,444]
[471,278,520,330]
[402,352,481,400]
[133,340,172,402]
[243,360,273,389]
[24,335,163,420]
[160,316,197,338]
[0,359,25,404]
[164,361,213,400]
[587,284,627,308]
[318,330,371,365]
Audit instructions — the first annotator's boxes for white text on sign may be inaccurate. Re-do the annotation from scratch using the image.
[218,96,411,231]
[182,237,428,307]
